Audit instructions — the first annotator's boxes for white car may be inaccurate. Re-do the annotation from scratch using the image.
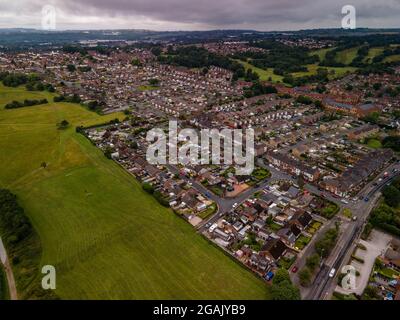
[329,268,336,278]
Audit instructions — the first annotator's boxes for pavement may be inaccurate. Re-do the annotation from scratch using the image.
[0,237,18,300]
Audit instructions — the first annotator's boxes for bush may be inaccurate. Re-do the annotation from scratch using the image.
[271,268,300,300]
[142,182,155,194]
[299,267,312,287]
[306,254,320,272]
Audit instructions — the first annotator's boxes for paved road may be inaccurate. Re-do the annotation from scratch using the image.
[0,237,18,300]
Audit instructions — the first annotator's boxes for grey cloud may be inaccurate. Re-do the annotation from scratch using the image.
[2,0,400,30]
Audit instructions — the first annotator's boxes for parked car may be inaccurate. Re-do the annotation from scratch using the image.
[291,266,298,273]
[265,271,274,281]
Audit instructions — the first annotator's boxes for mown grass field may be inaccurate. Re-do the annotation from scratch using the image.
[363,47,385,63]
[291,64,356,79]
[335,47,360,65]
[310,47,335,61]
[0,84,268,299]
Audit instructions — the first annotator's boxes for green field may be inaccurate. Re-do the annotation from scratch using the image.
[384,55,400,63]
[291,64,357,79]
[0,84,268,299]
[363,47,385,64]
[235,59,284,83]
[311,47,335,61]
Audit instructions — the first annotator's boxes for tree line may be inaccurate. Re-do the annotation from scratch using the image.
[5,98,48,109]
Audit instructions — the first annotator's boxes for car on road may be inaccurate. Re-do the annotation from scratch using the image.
[352,216,358,221]
[291,266,298,273]
[364,197,370,202]
[329,268,336,278]
[341,199,349,204]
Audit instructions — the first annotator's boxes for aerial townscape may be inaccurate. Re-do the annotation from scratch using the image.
[0,4,400,306]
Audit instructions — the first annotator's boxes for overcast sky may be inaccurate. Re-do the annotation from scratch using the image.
[0,0,399,31]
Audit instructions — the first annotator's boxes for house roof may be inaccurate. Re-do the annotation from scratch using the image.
[261,238,287,260]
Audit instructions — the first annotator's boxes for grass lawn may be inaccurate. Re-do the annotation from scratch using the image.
[363,47,384,64]
[291,64,356,79]
[306,221,322,235]
[198,203,217,220]
[234,59,284,83]
[277,255,296,270]
[335,47,360,65]
[251,168,271,181]
[343,208,353,219]
[295,235,311,250]
[310,47,335,61]
[383,55,400,63]
[0,85,268,299]
[367,138,382,149]
[378,267,400,279]
[137,85,159,91]
[268,222,283,232]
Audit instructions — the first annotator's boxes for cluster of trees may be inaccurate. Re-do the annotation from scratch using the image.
[283,68,330,87]
[141,182,169,207]
[358,63,395,75]
[5,98,48,109]
[0,189,33,247]
[371,46,400,64]
[0,71,29,87]
[239,40,319,75]
[298,254,321,287]
[243,68,259,82]
[157,46,246,81]
[382,136,400,152]
[243,82,277,98]
[0,71,54,92]
[66,64,76,72]
[298,224,339,287]
[365,178,400,237]
[349,46,370,67]
[131,58,142,67]
[270,268,301,300]
[26,82,54,92]
[62,45,87,55]
[315,224,339,258]
[0,189,56,299]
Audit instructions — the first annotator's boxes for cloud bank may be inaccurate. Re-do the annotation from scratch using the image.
[0,0,399,31]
